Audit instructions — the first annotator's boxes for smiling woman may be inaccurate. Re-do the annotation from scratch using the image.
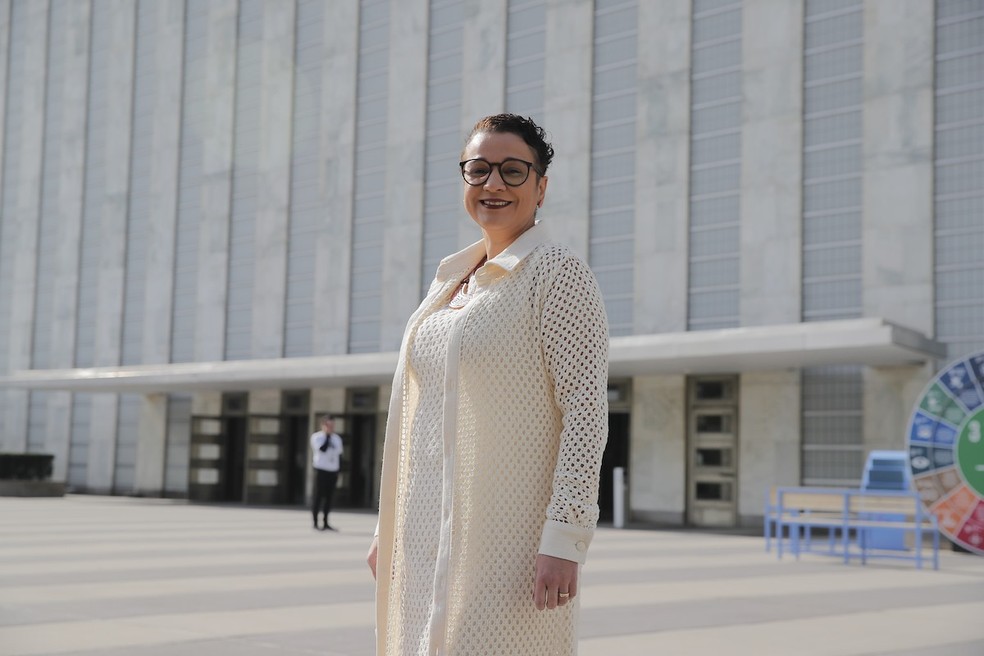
[367,114,610,655]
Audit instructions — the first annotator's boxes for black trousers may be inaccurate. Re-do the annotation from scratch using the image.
[312,469,339,524]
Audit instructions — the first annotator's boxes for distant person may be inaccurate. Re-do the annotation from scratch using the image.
[311,415,343,531]
[367,114,609,655]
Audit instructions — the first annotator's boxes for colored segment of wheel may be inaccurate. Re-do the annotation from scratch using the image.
[907,353,984,554]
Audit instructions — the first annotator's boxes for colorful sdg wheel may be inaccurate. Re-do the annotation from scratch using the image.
[907,352,984,554]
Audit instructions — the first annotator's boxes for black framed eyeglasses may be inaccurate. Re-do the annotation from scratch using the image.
[459,158,543,187]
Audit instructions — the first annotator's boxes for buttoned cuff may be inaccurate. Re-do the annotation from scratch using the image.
[538,519,594,564]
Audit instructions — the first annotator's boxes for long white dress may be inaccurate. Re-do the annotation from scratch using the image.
[376,224,610,656]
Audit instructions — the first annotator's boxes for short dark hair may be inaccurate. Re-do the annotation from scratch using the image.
[463,114,554,174]
[321,414,335,423]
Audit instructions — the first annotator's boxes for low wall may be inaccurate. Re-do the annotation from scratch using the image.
[0,480,66,497]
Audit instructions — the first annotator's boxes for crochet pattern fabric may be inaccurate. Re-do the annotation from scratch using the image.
[377,224,609,656]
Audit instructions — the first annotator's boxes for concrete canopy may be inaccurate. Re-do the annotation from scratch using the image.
[0,318,945,393]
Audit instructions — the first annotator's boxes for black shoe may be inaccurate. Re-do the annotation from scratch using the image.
[323,524,337,531]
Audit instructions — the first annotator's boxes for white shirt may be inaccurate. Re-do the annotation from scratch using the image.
[311,432,343,472]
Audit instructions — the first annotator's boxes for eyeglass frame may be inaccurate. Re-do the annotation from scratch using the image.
[458,157,545,187]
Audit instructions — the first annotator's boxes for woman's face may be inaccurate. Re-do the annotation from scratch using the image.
[461,131,547,239]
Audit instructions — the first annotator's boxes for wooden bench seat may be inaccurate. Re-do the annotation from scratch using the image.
[764,486,940,570]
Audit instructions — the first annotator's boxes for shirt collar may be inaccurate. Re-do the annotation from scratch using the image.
[434,222,549,282]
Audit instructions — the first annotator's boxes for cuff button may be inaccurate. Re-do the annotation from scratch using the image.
[575,541,587,552]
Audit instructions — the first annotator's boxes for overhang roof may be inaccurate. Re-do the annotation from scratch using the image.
[0,318,945,394]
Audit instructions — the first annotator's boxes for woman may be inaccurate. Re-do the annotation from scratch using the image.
[367,114,609,655]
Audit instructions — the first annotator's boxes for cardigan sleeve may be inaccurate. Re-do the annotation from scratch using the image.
[537,255,610,564]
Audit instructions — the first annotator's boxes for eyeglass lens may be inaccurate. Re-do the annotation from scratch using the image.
[461,159,532,186]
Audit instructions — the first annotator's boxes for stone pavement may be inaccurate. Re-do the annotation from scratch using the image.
[1,496,983,656]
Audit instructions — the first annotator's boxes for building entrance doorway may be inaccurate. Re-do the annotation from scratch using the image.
[283,414,310,505]
[687,376,739,527]
[598,412,629,523]
[335,413,376,508]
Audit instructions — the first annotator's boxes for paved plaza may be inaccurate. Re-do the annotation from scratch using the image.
[1,496,983,655]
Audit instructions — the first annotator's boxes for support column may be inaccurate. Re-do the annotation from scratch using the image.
[46,0,92,481]
[135,394,168,494]
[635,0,690,335]
[739,0,803,326]
[3,0,48,452]
[543,0,593,255]
[380,0,428,351]
[738,370,800,526]
[629,375,686,525]
[314,0,357,355]
[863,364,934,454]
[195,0,237,362]
[88,0,137,492]
[251,0,294,359]
[861,1,934,457]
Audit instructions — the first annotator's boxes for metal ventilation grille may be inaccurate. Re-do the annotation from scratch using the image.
[348,0,390,354]
[801,0,864,486]
[687,0,741,331]
[590,0,637,337]
[285,0,329,358]
[225,0,264,361]
[934,0,984,358]
[172,0,208,364]
[420,0,467,298]
[505,0,546,124]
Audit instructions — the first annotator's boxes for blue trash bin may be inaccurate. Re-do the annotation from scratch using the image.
[860,451,912,550]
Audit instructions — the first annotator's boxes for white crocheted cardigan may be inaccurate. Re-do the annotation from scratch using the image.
[375,223,610,655]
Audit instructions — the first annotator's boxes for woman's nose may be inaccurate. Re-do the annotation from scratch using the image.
[484,166,507,189]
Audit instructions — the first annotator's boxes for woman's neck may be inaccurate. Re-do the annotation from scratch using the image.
[481,220,535,260]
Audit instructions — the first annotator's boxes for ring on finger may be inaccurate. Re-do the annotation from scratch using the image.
[558,591,570,599]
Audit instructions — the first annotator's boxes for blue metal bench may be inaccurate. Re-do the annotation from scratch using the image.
[764,486,940,570]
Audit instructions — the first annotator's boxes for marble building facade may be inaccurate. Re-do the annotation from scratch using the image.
[0,0,980,527]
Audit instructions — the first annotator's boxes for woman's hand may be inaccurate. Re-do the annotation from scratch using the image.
[367,536,379,580]
[533,554,578,610]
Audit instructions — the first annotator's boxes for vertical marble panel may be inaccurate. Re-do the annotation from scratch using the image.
[196,0,237,362]
[634,0,690,335]
[87,0,136,491]
[379,0,428,351]
[313,0,356,355]
[2,0,48,451]
[542,0,592,255]
[192,391,222,416]
[134,393,167,494]
[93,0,136,368]
[457,0,507,249]
[251,0,295,359]
[0,0,8,185]
[738,370,800,524]
[248,389,281,415]
[0,0,8,445]
[143,0,184,365]
[861,0,935,334]
[629,375,686,524]
[47,0,92,477]
[739,0,803,326]
[863,363,932,454]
